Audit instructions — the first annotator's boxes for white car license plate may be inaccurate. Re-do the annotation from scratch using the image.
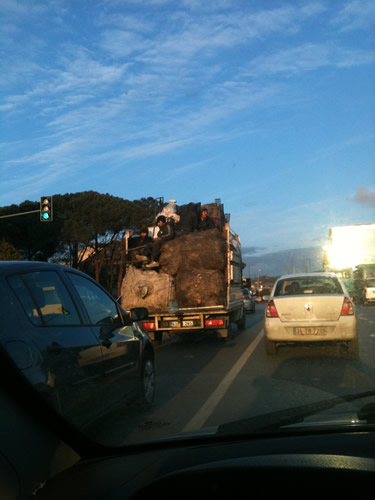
[294,327,326,336]
[171,320,194,327]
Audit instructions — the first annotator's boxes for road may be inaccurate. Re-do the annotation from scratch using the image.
[90,303,375,447]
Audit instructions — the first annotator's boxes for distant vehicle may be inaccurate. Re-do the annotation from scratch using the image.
[242,288,255,313]
[354,264,375,304]
[323,223,375,298]
[264,272,358,356]
[0,261,155,430]
[364,278,375,305]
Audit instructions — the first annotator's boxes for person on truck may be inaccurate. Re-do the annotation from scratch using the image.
[129,227,152,263]
[198,208,215,230]
[145,215,175,268]
[175,202,199,234]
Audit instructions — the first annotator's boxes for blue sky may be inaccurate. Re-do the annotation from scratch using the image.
[1,0,374,257]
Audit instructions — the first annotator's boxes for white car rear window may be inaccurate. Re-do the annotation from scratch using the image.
[274,277,343,297]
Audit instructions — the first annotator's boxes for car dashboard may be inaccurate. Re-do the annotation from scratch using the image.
[1,350,375,498]
[35,429,375,498]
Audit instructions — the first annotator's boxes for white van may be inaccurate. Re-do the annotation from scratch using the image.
[364,278,375,305]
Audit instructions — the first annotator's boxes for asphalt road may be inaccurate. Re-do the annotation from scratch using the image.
[88,303,375,447]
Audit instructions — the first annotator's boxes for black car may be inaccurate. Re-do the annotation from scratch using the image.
[0,261,155,433]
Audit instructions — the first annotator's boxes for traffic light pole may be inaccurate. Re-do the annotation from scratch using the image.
[0,210,40,219]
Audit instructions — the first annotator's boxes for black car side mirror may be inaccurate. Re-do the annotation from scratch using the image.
[129,307,148,322]
[119,306,148,325]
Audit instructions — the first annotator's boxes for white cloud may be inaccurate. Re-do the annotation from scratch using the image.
[100,29,152,57]
[333,0,375,32]
[244,43,375,78]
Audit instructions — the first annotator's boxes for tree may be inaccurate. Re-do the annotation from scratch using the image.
[60,192,154,283]
[0,239,21,260]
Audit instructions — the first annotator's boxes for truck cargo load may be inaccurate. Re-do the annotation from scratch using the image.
[121,199,245,339]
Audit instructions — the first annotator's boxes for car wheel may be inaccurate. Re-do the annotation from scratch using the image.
[154,331,163,344]
[43,386,63,415]
[346,338,359,358]
[140,355,155,407]
[236,313,246,330]
[265,338,277,355]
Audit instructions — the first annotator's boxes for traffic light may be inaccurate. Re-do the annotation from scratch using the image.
[40,196,53,222]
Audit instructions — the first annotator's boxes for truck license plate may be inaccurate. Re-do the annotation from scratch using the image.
[294,327,326,336]
[171,320,194,327]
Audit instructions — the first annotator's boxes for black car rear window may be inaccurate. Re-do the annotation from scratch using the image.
[274,276,343,296]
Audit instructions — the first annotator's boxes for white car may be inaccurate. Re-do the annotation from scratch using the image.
[264,273,358,356]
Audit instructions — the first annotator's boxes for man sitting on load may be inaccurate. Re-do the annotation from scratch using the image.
[145,215,175,268]
[128,227,152,264]
[198,207,215,230]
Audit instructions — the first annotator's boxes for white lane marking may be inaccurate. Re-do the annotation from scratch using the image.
[182,329,264,433]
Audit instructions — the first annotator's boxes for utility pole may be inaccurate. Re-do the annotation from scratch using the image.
[291,254,295,274]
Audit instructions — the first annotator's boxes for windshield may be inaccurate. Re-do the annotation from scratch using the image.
[1,1,375,449]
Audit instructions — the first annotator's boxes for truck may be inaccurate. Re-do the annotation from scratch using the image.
[323,223,375,299]
[120,199,245,341]
[353,263,375,304]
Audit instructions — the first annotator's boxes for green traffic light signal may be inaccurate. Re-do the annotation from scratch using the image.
[40,196,53,222]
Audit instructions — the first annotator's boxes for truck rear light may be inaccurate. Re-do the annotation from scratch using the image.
[143,322,156,330]
[205,319,224,327]
[266,300,279,318]
[341,297,354,316]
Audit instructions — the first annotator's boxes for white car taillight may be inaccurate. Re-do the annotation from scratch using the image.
[266,299,279,318]
[341,297,354,316]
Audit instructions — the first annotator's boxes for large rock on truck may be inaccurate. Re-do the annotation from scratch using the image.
[121,199,245,340]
